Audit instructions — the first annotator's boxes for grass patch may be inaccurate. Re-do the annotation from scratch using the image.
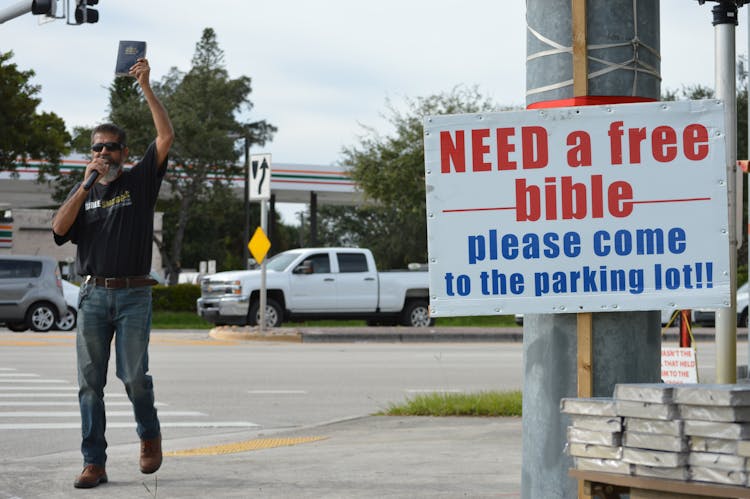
[436,315,518,327]
[151,312,521,329]
[152,311,214,329]
[379,390,522,417]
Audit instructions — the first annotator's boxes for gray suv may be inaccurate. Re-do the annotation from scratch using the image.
[0,255,67,332]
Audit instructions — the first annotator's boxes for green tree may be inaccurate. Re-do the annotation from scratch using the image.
[105,28,276,282]
[330,86,497,268]
[317,204,420,269]
[0,51,70,179]
[157,185,298,273]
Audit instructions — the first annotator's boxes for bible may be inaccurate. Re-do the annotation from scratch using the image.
[115,41,146,76]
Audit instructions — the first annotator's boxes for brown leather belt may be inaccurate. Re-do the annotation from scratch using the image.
[86,276,158,289]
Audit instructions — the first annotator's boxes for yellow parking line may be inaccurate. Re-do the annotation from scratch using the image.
[0,334,237,347]
[165,436,328,457]
[0,341,73,347]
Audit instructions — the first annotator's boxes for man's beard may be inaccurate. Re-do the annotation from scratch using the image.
[102,160,122,182]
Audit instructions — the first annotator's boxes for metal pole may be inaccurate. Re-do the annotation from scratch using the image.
[243,137,250,269]
[0,0,31,24]
[524,1,661,497]
[259,200,268,332]
[713,1,739,384]
[680,310,692,347]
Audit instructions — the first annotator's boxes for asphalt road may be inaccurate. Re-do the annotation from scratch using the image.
[0,328,748,498]
[0,330,522,461]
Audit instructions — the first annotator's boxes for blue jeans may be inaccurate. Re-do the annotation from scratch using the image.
[76,282,160,467]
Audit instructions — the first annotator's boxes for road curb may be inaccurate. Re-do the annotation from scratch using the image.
[300,331,524,343]
[205,327,747,344]
[208,326,302,342]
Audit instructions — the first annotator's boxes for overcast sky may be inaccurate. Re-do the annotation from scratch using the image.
[2,0,749,221]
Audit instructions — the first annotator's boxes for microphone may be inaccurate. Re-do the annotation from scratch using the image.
[82,159,109,190]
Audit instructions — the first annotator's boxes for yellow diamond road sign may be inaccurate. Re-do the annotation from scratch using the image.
[248,227,271,264]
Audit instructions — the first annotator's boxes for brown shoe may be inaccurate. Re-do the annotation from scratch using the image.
[74,464,107,488]
[140,435,162,474]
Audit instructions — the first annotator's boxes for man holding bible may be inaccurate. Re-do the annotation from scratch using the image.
[52,57,174,489]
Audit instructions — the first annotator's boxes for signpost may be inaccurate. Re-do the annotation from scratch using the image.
[249,154,272,331]
[424,100,730,317]
[249,154,272,202]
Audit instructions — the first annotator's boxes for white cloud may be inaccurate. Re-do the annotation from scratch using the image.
[2,0,748,224]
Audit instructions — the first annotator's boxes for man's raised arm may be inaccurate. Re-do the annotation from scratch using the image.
[130,58,174,167]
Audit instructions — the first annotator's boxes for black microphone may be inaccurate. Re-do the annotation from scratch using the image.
[82,159,108,190]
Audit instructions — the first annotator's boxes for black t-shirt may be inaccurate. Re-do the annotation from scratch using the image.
[54,142,166,277]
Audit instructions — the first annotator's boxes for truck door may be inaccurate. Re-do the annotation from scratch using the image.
[289,252,337,311]
[334,252,378,311]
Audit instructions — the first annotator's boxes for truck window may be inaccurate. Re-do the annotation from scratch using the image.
[307,253,331,274]
[337,253,368,273]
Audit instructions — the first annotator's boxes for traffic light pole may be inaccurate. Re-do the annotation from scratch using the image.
[709,0,744,384]
[1,0,98,24]
[0,1,33,23]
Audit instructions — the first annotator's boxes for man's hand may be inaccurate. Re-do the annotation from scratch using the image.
[129,58,151,88]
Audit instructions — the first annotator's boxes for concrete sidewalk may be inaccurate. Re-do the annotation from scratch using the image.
[0,416,523,498]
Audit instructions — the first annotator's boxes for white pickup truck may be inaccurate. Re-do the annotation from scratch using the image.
[196,247,434,327]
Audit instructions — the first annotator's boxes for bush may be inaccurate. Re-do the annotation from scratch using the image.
[152,284,201,312]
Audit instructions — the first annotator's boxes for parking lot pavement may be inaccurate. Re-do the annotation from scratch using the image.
[0,415,522,498]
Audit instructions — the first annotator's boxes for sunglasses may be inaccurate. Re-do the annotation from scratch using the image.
[91,142,125,152]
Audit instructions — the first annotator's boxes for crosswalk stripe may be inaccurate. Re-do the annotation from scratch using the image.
[0,410,206,417]
[0,393,126,397]
[0,401,167,407]
[248,390,308,395]
[405,389,464,393]
[0,421,261,430]
[0,386,76,391]
[0,368,243,432]
[0,379,66,383]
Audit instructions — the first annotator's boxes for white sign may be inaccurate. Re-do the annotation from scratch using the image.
[249,153,272,201]
[424,100,730,317]
[661,347,698,384]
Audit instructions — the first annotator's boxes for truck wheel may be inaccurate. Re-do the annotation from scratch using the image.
[248,298,283,328]
[401,300,434,327]
[27,302,57,332]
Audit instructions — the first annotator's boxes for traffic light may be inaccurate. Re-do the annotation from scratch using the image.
[31,0,56,16]
[74,0,98,24]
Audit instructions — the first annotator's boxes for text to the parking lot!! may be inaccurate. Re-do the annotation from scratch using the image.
[424,101,730,316]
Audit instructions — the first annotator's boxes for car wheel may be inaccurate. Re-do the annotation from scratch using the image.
[27,302,57,332]
[55,306,77,331]
[6,322,28,332]
[740,309,748,328]
[248,298,283,328]
[401,299,435,327]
